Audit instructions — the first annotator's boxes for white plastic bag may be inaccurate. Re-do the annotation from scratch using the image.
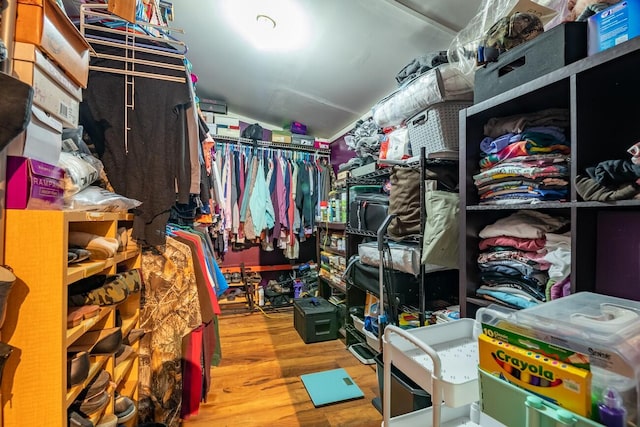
[66,186,142,212]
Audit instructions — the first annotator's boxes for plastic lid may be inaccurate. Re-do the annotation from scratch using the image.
[602,387,623,409]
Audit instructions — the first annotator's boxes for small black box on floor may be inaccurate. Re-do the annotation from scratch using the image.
[293,297,338,343]
[474,22,587,103]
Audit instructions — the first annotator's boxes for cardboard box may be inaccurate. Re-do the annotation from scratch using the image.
[272,130,292,143]
[21,105,63,166]
[216,127,240,138]
[13,53,80,128]
[478,333,592,417]
[6,155,65,210]
[13,42,82,102]
[15,0,90,87]
[214,114,240,128]
[588,0,640,55]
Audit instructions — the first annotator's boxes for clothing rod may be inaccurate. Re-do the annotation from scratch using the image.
[89,65,186,83]
[215,142,331,159]
[213,135,331,155]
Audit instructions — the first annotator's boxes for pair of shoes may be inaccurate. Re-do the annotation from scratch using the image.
[230,272,242,284]
[226,288,244,301]
[115,395,136,423]
[67,305,101,329]
[246,272,262,284]
[68,247,92,265]
[69,327,123,355]
[0,265,16,329]
[71,369,112,416]
[69,269,141,307]
[67,351,90,387]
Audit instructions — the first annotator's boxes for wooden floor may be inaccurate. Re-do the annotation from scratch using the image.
[183,310,383,427]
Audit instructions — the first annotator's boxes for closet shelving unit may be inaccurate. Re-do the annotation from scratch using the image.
[2,211,141,427]
[459,35,640,318]
[344,166,392,352]
[317,221,347,339]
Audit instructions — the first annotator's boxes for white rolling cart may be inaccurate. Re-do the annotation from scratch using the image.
[382,319,503,426]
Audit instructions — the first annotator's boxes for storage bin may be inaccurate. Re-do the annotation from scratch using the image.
[272,130,292,143]
[474,22,587,103]
[480,368,600,427]
[407,101,471,157]
[293,297,338,343]
[374,353,431,417]
[15,0,90,87]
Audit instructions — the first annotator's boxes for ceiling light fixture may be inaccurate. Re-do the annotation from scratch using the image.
[256,14,276,30]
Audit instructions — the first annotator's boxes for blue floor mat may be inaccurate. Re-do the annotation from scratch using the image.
[300,368,364,407]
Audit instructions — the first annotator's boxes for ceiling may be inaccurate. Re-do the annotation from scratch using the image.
[170,0,483,140]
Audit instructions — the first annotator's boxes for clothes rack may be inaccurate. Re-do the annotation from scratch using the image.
[213,134,331,156]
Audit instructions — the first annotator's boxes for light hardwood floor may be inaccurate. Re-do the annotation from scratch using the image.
[183,310,383,427]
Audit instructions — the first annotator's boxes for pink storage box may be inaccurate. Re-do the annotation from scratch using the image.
[6,155,65,209]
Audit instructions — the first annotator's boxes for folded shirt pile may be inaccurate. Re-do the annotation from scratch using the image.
[475,109,570,205]
[475,210,571,309]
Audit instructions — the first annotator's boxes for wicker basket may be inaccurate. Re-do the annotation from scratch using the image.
[407,101,471,156]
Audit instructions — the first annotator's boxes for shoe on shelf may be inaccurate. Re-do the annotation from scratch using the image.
[115,344,135,366]
[68,327,123,355]
[95,413,117,427]
[69,411,94,427]
[123,328,146,346]
[71,390,110,417]
[67,351,90,387]
[115,395,136,423]
[67,305,101,329]
[230,272,242,284]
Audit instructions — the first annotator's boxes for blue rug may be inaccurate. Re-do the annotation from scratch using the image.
[300,368,364,407]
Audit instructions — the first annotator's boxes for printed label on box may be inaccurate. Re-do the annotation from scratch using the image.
[478,333,592,417]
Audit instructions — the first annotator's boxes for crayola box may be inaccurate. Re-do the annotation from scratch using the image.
[479,333,592,417]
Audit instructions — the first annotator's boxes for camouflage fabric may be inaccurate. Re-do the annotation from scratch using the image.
[138,237,202,427]
[68,274,129,307]
[478,12,544,64]
[116,268,142,294]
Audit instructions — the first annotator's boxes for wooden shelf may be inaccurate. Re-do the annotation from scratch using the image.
[3,209,141,427]
[67,307,114,347]
[115,353,137,385]
[120,312,140,339]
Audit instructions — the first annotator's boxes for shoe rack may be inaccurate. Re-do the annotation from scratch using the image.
[1,210,141,427]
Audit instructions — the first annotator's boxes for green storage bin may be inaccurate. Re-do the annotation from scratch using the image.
[480,369,602,427]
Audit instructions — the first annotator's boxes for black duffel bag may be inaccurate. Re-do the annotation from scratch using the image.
[346,258,419,306]
[348,193,389,233]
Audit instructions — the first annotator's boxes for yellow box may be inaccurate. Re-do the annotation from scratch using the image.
[478,333,592,417]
